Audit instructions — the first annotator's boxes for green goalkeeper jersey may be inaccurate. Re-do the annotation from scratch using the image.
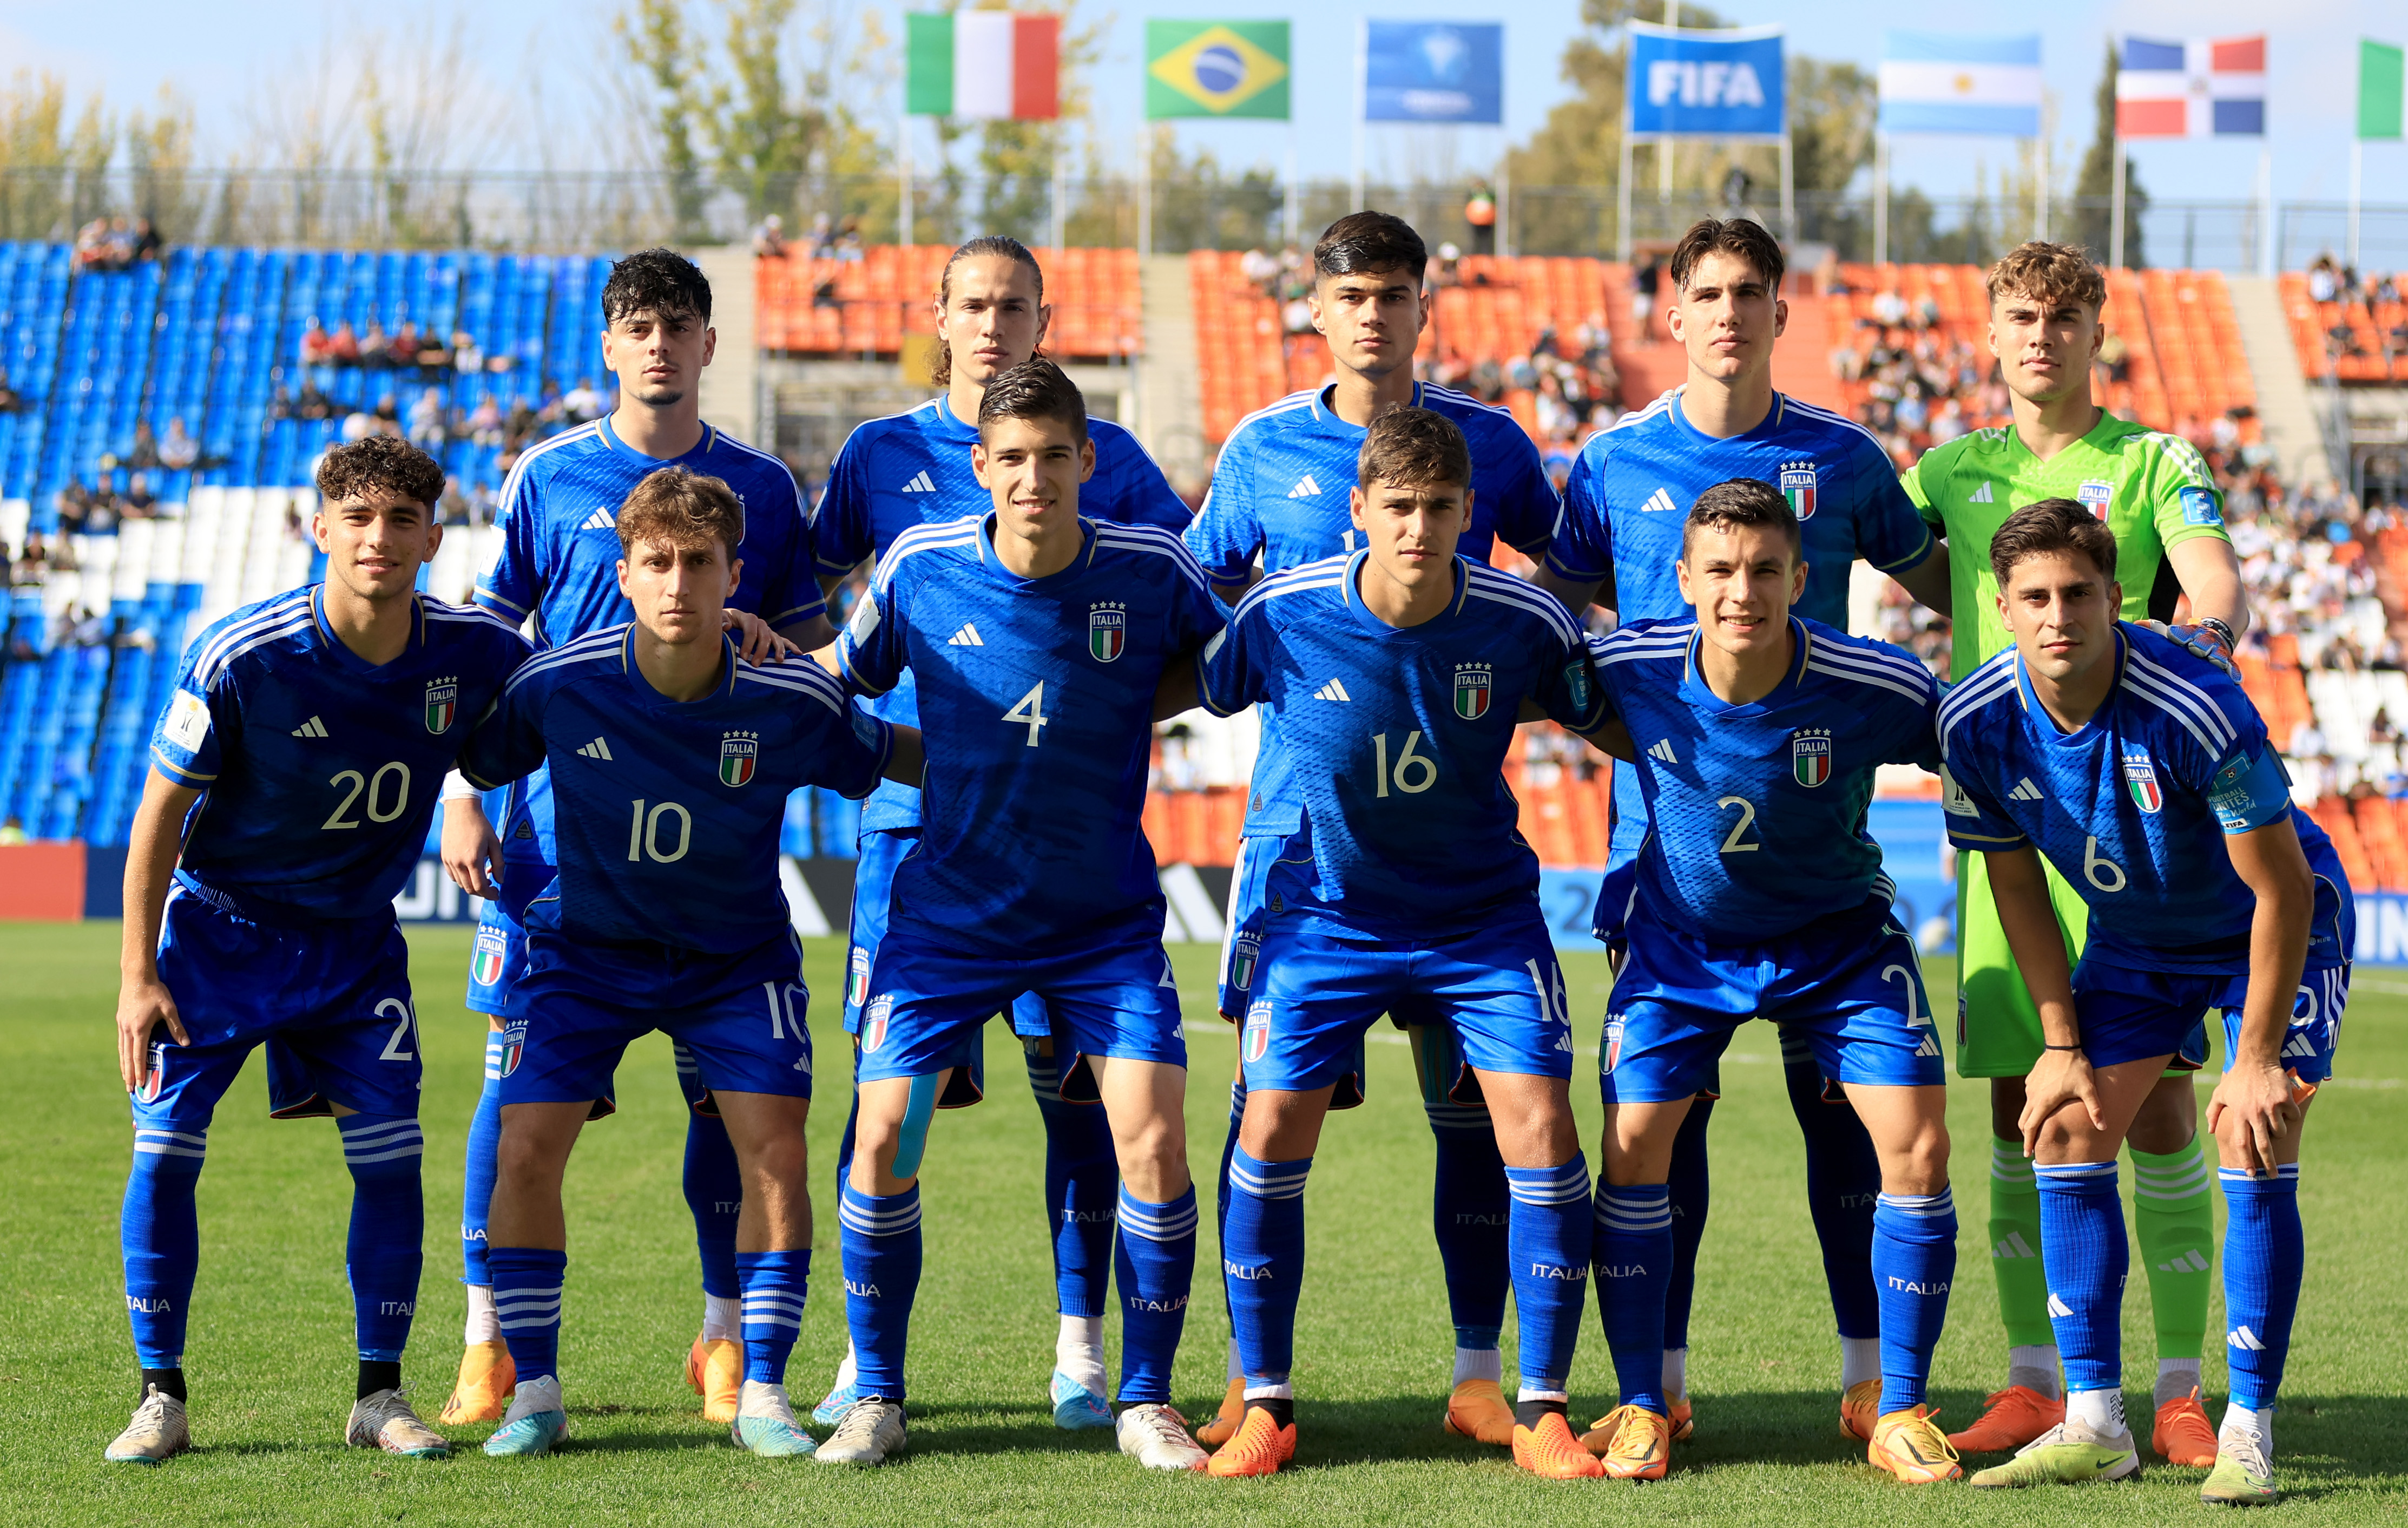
[1903,410,2231,680]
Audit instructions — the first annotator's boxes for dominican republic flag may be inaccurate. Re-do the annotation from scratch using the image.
[1878,32,2042,137]
[907,11,1060,119]
[2117,35,2265,138]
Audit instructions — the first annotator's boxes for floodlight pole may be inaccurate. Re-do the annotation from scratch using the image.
[2108,136,2126,269]
[1873,133,1887,265]
[1352,18,1369,213]
[1778,133,1794,241]
[2350,139,2364,270]
[899,115,914,246]
[1617,132,1636,264]
[2034,121,2049,242]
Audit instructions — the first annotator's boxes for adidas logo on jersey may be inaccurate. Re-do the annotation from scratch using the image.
[1287,474,1322,499]
[576,737,614,760]
[2008,777,2046,802]
[1641,487,1679,515]
[1648,738,1678,763]
[1314,678,1351,702]
[900,470,936,494]
[290,716,328,738]
[2157,1248,2211,1274]
[948,624,984,647]
[580,508,615,531]
[1969,481,1995,503]
[2229,1324,2267,1352]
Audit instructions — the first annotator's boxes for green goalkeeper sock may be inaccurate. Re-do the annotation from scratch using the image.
[2129,1139,2215,1364]
[1988,1136,2054,1351]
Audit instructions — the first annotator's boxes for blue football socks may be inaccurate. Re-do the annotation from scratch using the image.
[737,1248,811,1386]
[1112,1185,1198,1405]
[1782,1034,1883,1342]
[1224,1147,1312,1391]
[1427,1099,1511,1353]
[1871,1188,1957,1413]
[1505,1157,1593,1397]
[489,1246,568,1384]
[1661,1099,1713,1358]
[1026,1045,1117,1321]
[2220,1164,2302,1412]
[1593,1182,1675,1412]
[838,1182,922,1402]
[683,1111,743,1307]
[460,1033,503,1288]
[2036,1160,2128,1398]
[122,1125,207,1370]
[337,1114,425,1365]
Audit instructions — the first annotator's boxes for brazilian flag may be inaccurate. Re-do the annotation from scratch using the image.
[1146,20,1291,119]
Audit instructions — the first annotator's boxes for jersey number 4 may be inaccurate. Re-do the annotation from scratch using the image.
[1004,681,1051,747]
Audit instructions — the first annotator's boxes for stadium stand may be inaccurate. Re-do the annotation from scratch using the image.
[2281,259,2408,383]
[754,243,1142,360]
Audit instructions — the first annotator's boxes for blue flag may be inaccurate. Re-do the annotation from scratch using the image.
[1364,22,1504,124]
[1626,22,1786,139]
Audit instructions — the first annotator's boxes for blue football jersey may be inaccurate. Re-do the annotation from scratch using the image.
[817,395,1191,835]
[150,587,530,922]
[1938,621,2311,976]
[1185,382,1560,589]
[1195,552,1604,941]
[458,626,892,954]
[476,416,824,644]
[837,515,1223,956]
[1591,616,1942,941]
[1543,389,1933,625]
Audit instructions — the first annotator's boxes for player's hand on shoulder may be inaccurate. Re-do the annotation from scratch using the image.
[116,974,187,1093]
[725,607,798,664]
[2134,618,2238,677]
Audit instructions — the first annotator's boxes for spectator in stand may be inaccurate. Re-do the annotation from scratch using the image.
[0,815,27,846]
[54,482,93,536]
[2308,254,2340,304]
[751,213,788,258]
[358,320,392,368]
[341,404,380,444]
[126,420,161,471]
[452,330,483,376]
[1869,285,1907,329]
[301,318,337,367]
[158,417,199,471]
[12,534,47,585]
[73,217,114,272]
[1240,245,1280,297]
[387,322,424,373]
[1630,255,1661,343]
[118,474,157,521]
[296,381,335,422]
[560,376,607,424]
[0,364,19,412]
[328,321,361,365]
[466,395,505,449]
[407,387,448,448]
[833,217,864,260]
[414,327,452,375]
[371,394,402,437]
[129,217,162,264]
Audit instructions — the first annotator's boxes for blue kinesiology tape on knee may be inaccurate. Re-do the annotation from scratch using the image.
[890,1072,940,1182]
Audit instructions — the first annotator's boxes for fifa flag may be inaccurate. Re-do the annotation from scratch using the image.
[1878,32,2042,137]
[2116,36,2266,138]
[1626,22,1785,140]
[2364,41,2405,140]
[1147,20,1291,119]
[907,11,1060,119]
[1364,22,1504,124]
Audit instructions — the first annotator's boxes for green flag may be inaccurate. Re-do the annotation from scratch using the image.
[1146,20,1290,119]
[2364,40,2405,140]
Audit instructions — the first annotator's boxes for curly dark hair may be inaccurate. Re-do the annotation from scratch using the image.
[602,247,713,327]
[314,435,446,508]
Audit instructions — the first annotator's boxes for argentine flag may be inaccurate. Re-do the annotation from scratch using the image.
[1878,32,2043,137]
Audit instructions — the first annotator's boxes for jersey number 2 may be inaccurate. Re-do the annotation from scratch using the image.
[1715,795,1760,854]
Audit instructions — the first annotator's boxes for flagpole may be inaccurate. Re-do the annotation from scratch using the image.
[899,115,914,247]
[1617,133,1635,264]
[2349,140,2363,270]
[1497,134,1512,259]
[1777,133,1794,242]
[1873,133,1887,266]
[1139,127,1154,259]
[2108,135,2126,270]
[1352,17,1368,213]
[2034,121,2049,242]
[1285,129,1299,248]
[2258,144,2274,277]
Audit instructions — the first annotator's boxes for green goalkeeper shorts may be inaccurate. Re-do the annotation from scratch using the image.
[1953,850,2091,1079]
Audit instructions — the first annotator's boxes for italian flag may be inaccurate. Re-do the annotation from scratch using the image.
[908,11,1060,119]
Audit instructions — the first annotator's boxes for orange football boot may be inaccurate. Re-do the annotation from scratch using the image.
[1667,1393,1695,1442]
[1840,1379,1884,1442]
[686,1336,742,1425]
[1444,1378,1517,1447]
[1583,1404,1671,1480]
[1513,1411,1607,1479]
[1868,1406,1964,1484]
[1206,1405,1297,1478]
[1945,1385,2063,1452]
[2153,1386,2220,1466]
[439,1340,515,1425]
[1194,1377,1247,1447]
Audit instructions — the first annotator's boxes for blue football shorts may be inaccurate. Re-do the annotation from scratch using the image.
[499,928,815,1109]
[137,883,422,1130]
[2077,852,2353,1074]
[1603,894,1945,1104]
[1589,769,1649,946]
[854,910,1187,1086]
[848,827,1050,1044]
[463,861,554,1017]
[1241,902,1576,1095]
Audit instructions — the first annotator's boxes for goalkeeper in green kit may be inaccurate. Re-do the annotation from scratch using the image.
[1902,240,2249,1465]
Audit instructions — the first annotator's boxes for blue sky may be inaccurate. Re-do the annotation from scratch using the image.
[2,0,2397,202]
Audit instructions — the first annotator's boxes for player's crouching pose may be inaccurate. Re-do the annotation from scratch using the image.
[107,437,530,1463]
[1939,501,2351,1504]
[825,359,1221,1471]
[1580,480,1962,1485]
[1171,407,1610,1480]
[457,468,919,1459]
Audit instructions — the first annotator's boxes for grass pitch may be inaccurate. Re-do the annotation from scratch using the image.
[0,920,2402,1525]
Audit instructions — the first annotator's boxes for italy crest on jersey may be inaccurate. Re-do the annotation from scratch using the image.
[1779,461,1818,521]
[1243,1000,1272,1064]
[2124,750,2163,814]
[861,994,893,1054]
[1089,602,1127,663]
[500,1024,528,1078]
[1792,729,1833,788]
[424,677,458,734]
[2078,480,2114,520]
[719,731,758,787]
[472,928,507,988]
[1453,663,1494,720]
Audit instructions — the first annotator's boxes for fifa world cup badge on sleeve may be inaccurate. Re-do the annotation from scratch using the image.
[499,1024,528,1077]
[719,731,759,787]
[472,928,507,987]
[424,677,459,733]
[1088,602,1127,663]
[861,994,893,1054]
[2123,749,2163,815]
[1791,729,1833,788]
[1242,1000,1272,1064]
[1779,461,1818,520]
[1453,663,1493,720]
[2179,486,2222,527]
[165,688,209,750]
[2078,480,2114,519]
